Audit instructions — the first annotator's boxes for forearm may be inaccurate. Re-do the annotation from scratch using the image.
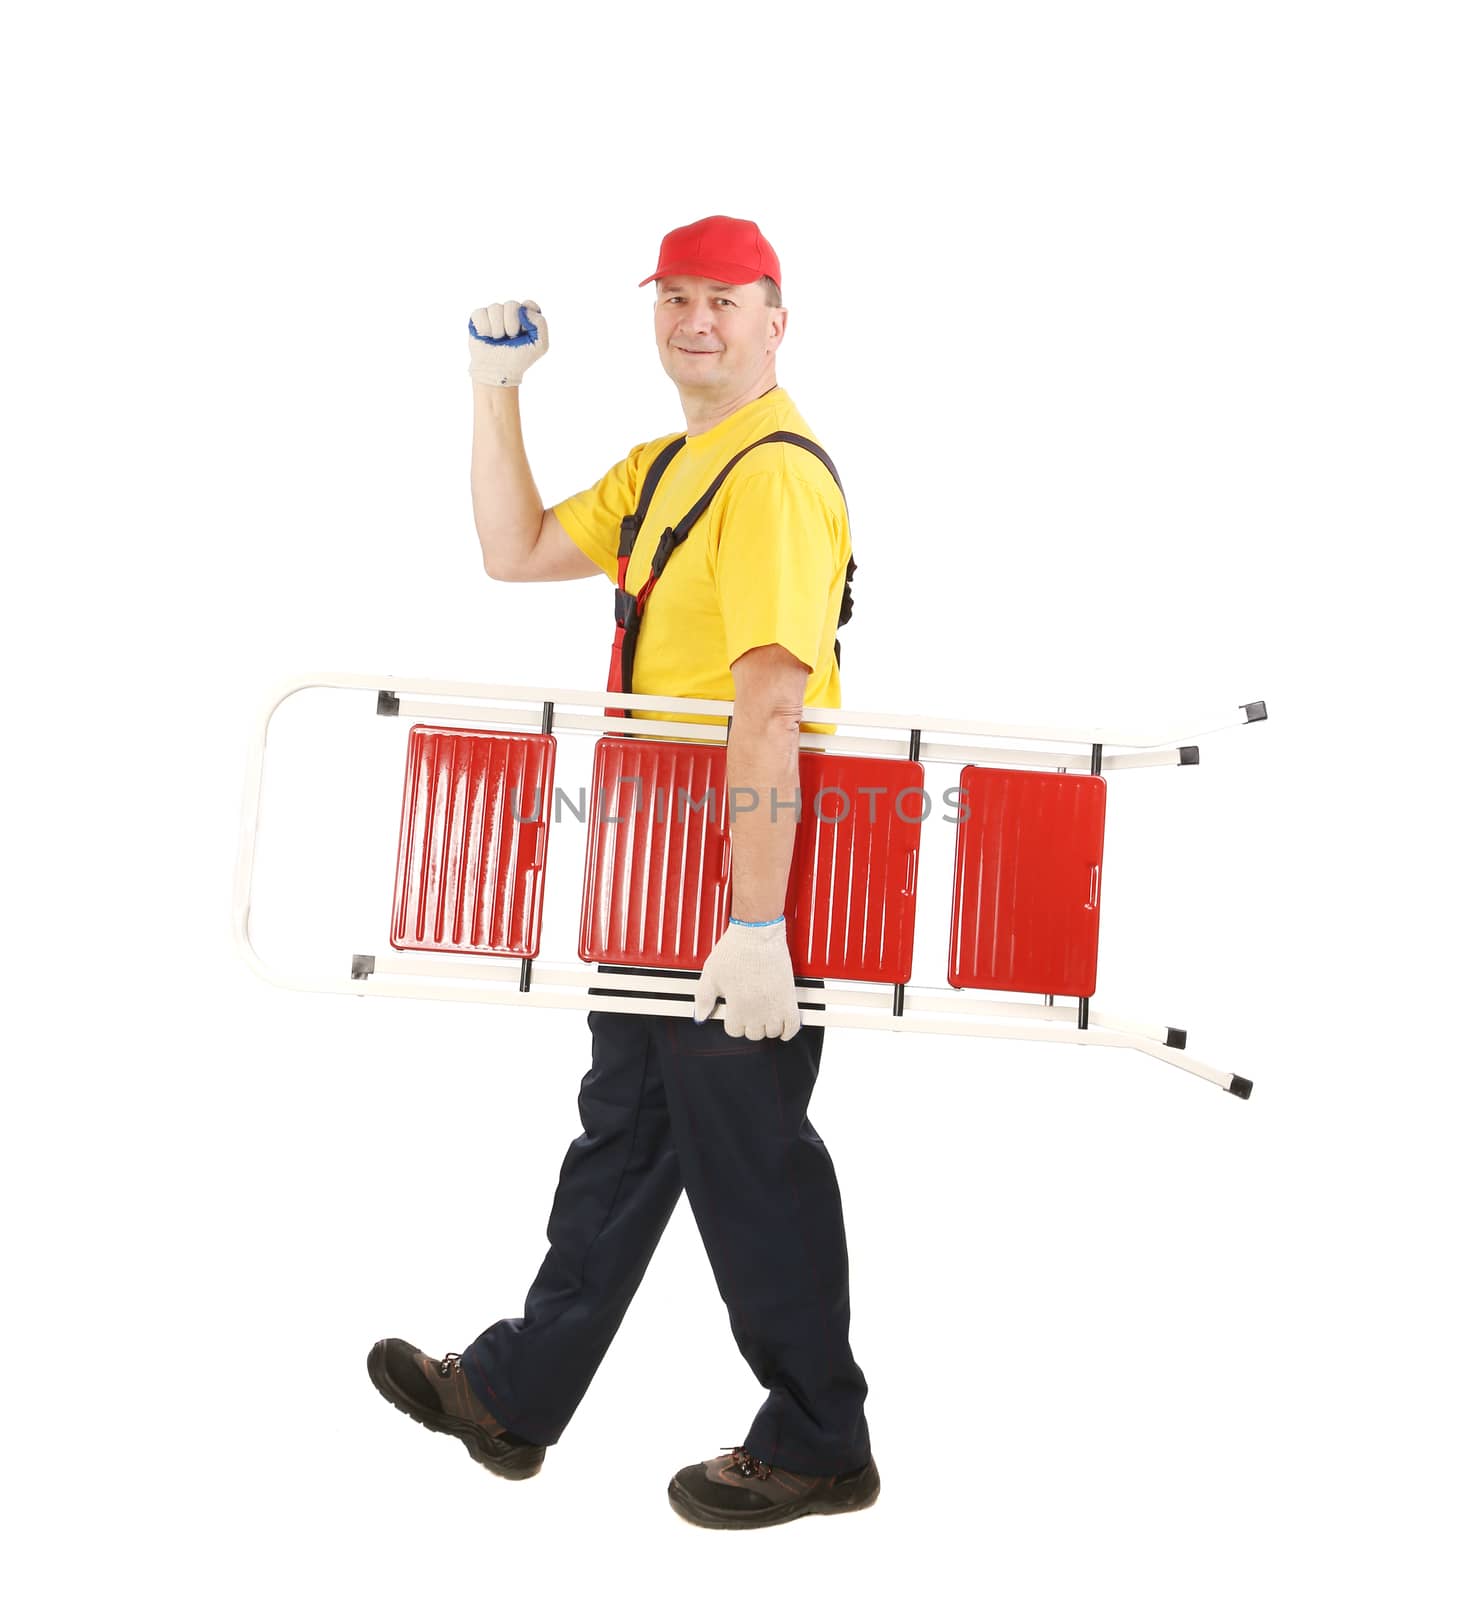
[726,707,801,922]
[470,384,543,576]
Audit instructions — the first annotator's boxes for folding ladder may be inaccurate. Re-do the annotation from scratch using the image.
[234,673,1267,1099]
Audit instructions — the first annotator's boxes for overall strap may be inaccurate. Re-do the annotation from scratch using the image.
[644,431,846,589]
[608,429,856,718]
[606,434,685,719]
[617,435,686,563]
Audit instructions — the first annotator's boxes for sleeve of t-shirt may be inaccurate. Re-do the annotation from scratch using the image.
[546,444,643,583]
[712,471,845,673]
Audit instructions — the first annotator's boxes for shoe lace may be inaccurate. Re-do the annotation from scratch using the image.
[439,1352,463,1377]
[721,1445,772,1481]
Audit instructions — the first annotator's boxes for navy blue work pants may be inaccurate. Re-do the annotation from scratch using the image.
[460,999,871,1476]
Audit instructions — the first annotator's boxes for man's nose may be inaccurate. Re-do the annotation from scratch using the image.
[676,303,716,334]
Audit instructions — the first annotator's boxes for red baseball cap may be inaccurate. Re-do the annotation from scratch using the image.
[638,215,782,292]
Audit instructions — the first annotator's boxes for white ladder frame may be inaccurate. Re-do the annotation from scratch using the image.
[233,672,1267,1100]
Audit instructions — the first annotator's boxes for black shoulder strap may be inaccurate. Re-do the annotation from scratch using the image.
[651,432,857,656]
[621,429,858,664]
[618,435,686,560]
[664,431,845,548]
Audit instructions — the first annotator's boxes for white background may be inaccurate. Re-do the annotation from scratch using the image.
[3,1,1470,1595]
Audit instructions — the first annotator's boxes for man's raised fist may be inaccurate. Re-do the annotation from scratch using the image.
[468,299,549,387]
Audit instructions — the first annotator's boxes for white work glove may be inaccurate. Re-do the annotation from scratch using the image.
[693,918,802,1042]
[467,299,549,386]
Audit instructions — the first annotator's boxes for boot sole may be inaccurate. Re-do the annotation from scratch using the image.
[666,1458,881,1530]
[366,1340,545,1481]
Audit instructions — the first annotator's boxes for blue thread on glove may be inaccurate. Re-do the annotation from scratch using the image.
[467,305,541,347]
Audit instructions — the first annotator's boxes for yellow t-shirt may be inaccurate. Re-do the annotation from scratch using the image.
[550,387,848,734]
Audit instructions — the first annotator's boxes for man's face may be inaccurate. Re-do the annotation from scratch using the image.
[653,275,786,395]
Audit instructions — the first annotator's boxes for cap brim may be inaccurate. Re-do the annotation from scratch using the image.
[638,260,769,289]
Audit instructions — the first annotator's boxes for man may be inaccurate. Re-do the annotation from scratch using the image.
[368,216,877,1531]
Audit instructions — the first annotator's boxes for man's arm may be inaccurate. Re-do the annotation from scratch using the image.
[726,643,811,920]
[471,386,602,582]
[691,641,810,1039]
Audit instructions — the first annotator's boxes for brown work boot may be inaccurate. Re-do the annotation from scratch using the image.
[366,1338,546,1480]
[667,1445,880,1530]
